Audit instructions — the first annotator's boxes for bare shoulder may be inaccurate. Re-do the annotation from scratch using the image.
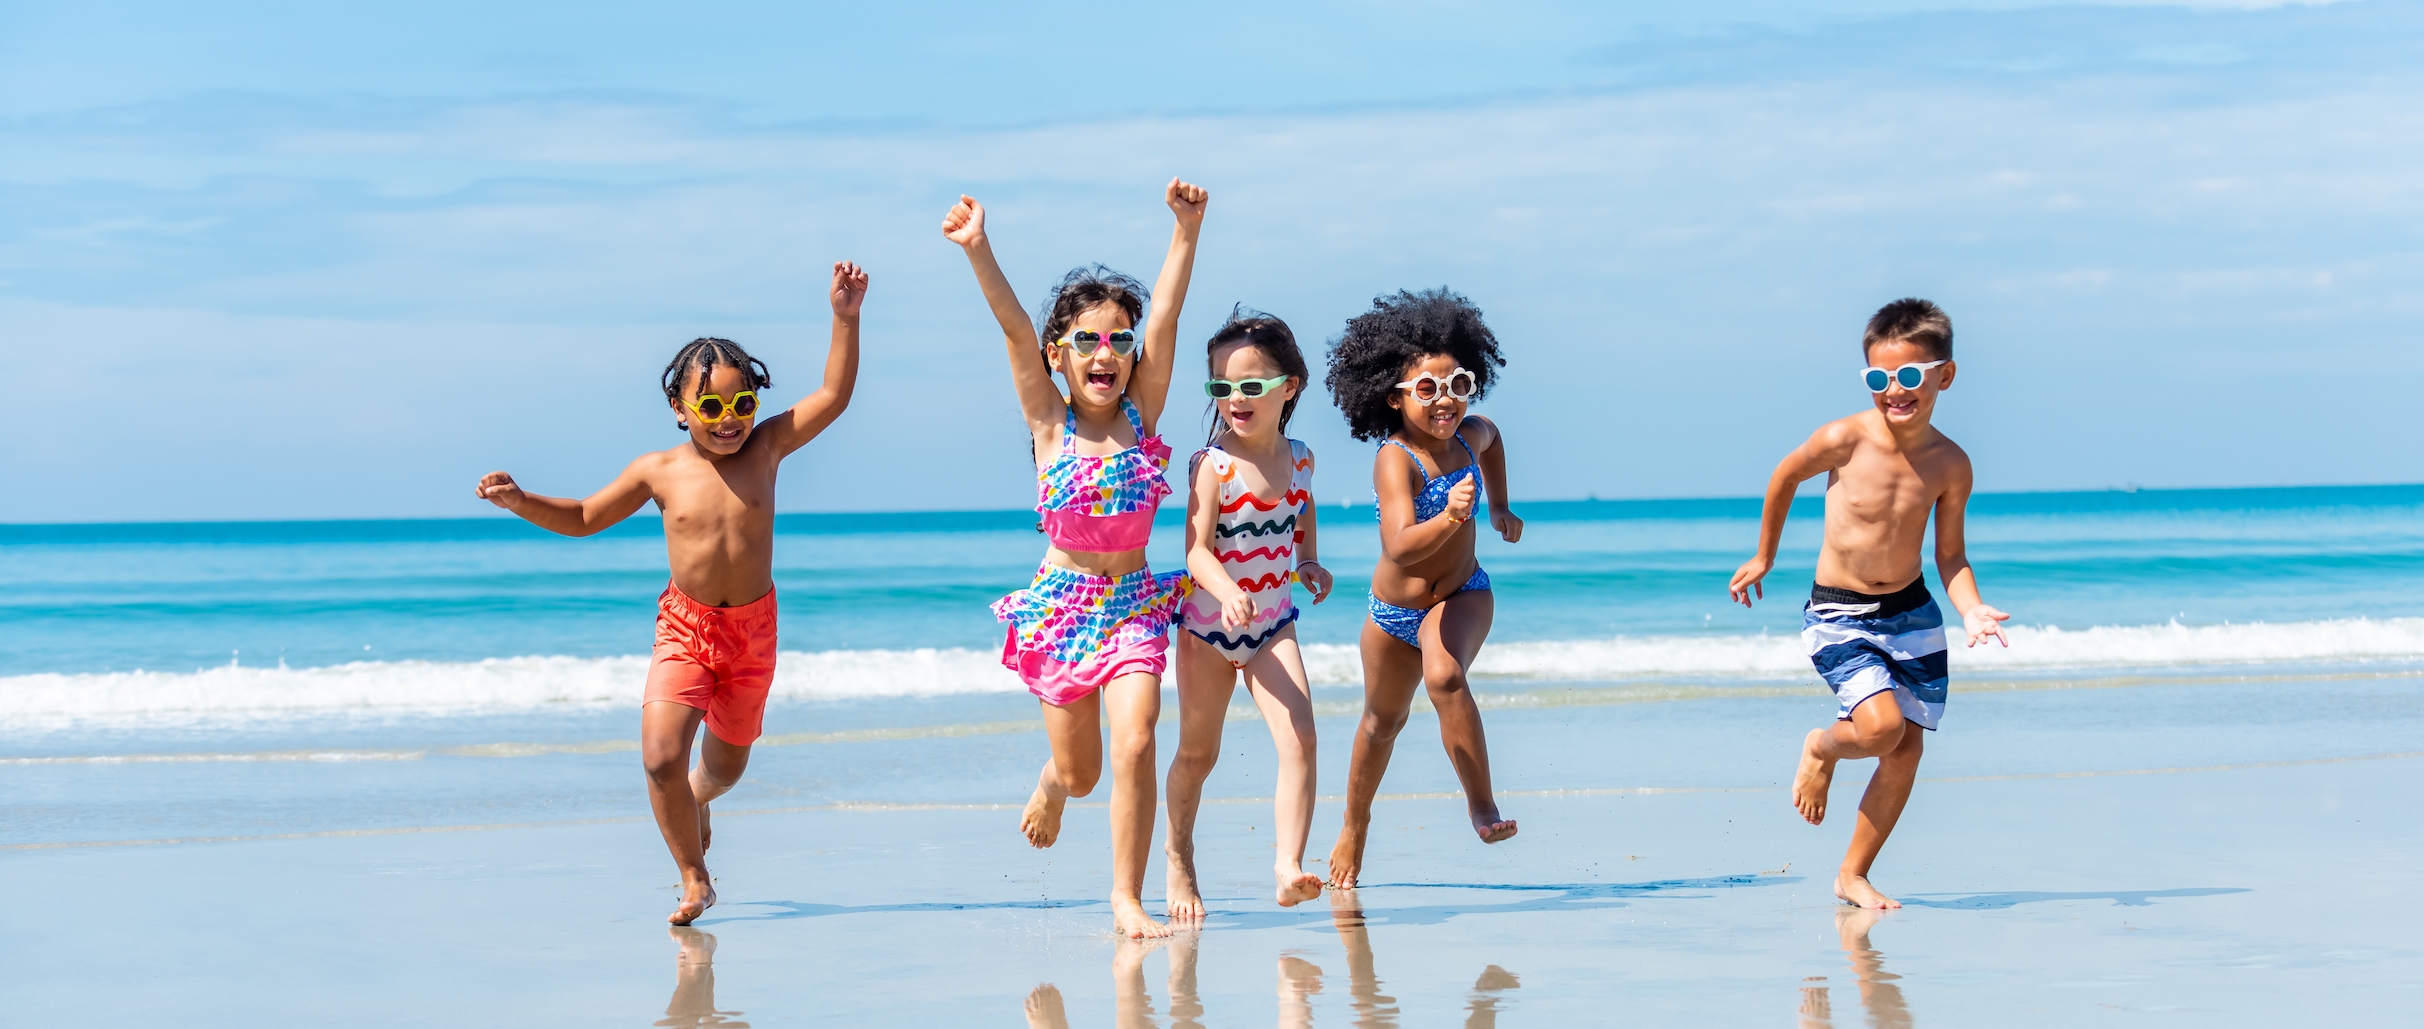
[1460,414,1500,449]
[1919,427,1974,484]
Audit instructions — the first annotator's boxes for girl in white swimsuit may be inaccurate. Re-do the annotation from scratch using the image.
[1163,310,1337,921]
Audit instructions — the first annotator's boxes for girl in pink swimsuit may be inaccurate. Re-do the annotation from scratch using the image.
[1164,310,1337,922]
[941,180,1207,941]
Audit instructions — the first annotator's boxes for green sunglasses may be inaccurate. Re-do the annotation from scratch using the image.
[1205,376,1290,399]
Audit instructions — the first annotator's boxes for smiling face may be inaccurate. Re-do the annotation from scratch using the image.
[1386,352,1468,443]
[670,362,758,456]
[1864,337,1954,428]
[1209,341,1298,442]
[1053,304,1138,411]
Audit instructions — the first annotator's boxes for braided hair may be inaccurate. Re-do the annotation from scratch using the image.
[661,337,771,428]
[1203,305,1311,445]
[1323,288,1507,442]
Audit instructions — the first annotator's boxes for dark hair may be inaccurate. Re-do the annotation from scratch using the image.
[661,337,770,417]
[1204,305,1311,444]
[1323,288,1507,442]
[1035,264,1150,381]
[1863,298,1953,362]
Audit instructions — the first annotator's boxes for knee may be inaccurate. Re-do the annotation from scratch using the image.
[1849,718,1905,754]
[1111,729,1157,769]
[1423,663,1469,697]
[1362,708,1410,740]
[1058,758,1102,798]
[642,747,689,784]
[1170,742,1220,780]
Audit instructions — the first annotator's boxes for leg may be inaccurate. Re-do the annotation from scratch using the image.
[1023,692,1104,848]
[1793,674,1908,826]
[689,732,752,853]
[641,700,717,925]
[1164,635,1238,923]
[1243,633,1323,906]
[1327,619,1425,888]
[1104,671,1171,939]
[1112,936,1165,1029]
[1166,928,1205,1029]
[1836,907,1913,1027]
[1420,589,1515,843]
[1838,710,1923,909]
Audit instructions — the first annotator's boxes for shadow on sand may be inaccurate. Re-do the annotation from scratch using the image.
[1899,887,2249,910]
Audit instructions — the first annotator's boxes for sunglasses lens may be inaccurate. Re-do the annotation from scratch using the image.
[1412,379,1441,401]
[1239,381,1266,397]
[1073,331,1101,343]
[1897,367,1925,390]
[1865,369,1892,392]
[695,397,725,420]
[1206,382,1232,398]
[732,394,758,418]
[1449,372,1476,398]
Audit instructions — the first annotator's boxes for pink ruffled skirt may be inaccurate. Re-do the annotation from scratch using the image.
[993,562,1186,706]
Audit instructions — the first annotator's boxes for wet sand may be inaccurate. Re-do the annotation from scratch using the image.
[5,743,2418,1025]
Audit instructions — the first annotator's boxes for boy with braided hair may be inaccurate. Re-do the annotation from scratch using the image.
[477,261,869,924]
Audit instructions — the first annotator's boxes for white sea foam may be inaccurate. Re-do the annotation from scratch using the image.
[6,618,2421,729]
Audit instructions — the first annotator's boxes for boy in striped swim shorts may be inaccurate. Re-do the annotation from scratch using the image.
[1727,298,2012,910]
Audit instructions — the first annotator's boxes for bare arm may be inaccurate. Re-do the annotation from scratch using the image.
[941,195,1064,437]
[1466,415,1523,543]
[1728,419,1859,606]
[1129,179,1208,433]
[474,457,657,538]
[767,261,867,458]
[1930,447,2011,646]
[1183,453,1257,629]
[1294,446,1333,603]
[1375,446,1470,566]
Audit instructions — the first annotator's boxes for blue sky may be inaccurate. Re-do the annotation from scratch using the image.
[3,0,2418,521]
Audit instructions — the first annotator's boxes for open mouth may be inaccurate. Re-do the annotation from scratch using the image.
[711,426,745,443]
[1086,371,1115,389]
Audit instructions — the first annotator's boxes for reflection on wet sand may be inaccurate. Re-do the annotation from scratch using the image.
[660,927,749,1029]
[1800,908,1912,1029]
[1020,892,1521,1026]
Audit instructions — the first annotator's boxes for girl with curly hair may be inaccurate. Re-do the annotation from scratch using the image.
[1163,309,1336,923]
[940,180,1207,940]
[1320,287,1526,889]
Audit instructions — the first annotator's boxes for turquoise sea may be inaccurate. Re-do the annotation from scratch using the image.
[5,484,2421,846]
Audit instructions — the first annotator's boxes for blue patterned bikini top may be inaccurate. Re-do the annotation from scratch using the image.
[1375,434,1480,522]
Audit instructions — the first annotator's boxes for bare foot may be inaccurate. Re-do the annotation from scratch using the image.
[1166,853,1205,923]
[1023,984,1071,1029]
[1325,826,1367,889]
[1794,728,1835,826]
[1835,872,1900,910]
[1020,782,1066,849]
[669,878,717,925]
[1473,810,1518,844]
[698,801,712,852]
[1112,897,1173,939]
[1276,866,1324,907]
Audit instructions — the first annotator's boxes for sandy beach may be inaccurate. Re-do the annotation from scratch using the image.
[7,679,2419,1025]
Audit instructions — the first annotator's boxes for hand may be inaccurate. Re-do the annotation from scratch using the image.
[1165,178,1207,229]
[1727,556,1771,608]
[1962,603,2012,648]
[829,260,868,317]
[1221,592,1258,630]
[1441,476,1477,524]
[1296,561,1334,604]
[941,194,987,248]
[1490,506,1523,543]
[475,471,524,510]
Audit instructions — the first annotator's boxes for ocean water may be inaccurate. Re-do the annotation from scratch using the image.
[4,484,2421,845]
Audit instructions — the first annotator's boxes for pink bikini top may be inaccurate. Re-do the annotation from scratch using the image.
[1035,397,1171,553]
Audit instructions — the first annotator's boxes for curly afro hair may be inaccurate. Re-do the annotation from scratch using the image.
[1323,287,1507,442]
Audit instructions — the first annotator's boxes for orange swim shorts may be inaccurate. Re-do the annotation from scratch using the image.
[643,582,778,746]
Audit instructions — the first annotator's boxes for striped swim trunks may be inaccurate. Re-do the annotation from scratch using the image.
[1802,580,1949,731]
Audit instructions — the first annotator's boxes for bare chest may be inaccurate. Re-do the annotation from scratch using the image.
[653,463,776,538]
[1828,446,1942,525]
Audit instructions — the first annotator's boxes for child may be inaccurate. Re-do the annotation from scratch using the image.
[1727,297,2011,909]
[941,179,1207,940]
[475,262,869,925]
[1163,309,1336,922]
[1320,288,1524,889]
